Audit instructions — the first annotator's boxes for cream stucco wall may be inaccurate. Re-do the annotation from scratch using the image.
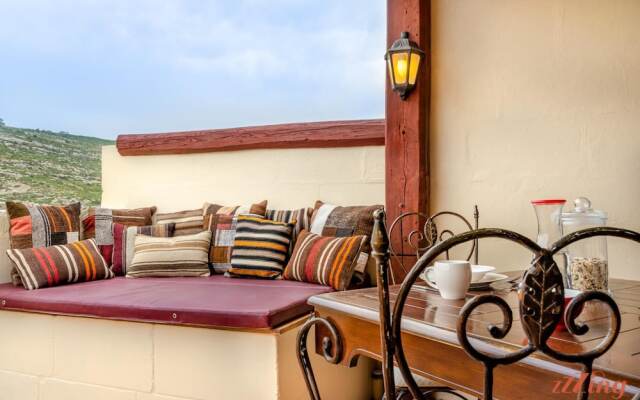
[430,0,640,279]
[0,311,372,400]
[101,145,384,212]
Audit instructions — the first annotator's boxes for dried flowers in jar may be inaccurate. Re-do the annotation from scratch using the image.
[568,257,608,291]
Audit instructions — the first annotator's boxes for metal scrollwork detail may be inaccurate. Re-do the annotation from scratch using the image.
[387,207,479,283]
[455,227,640,400]
[296,315,343,400]
[519,251,565,347]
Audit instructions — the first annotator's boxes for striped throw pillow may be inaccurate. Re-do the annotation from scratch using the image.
[265,208,311,255]
[283,230,366,290]
[7,239,113,290]
[310,201,382,253]
[111,223,176,276]
[227,215,293,279]
[5,201,82,286]
[6,201,81,249]
[203,200,267,274]
[82,206,157,264]
[154,208,204,236]
[203,201,267,218]
[127,230,211,278]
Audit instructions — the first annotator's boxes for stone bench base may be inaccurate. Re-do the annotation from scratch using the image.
[0,310,372,400]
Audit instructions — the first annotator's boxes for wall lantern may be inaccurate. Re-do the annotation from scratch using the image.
[385,31,424,100]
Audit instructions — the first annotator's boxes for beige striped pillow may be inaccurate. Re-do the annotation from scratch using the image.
[154,208,205,236]
[127,230,212,278]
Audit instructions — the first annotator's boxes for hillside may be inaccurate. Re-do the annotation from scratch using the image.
[0,122,113,209]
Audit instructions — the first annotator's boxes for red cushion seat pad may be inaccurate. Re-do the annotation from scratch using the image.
[0,276,332,329]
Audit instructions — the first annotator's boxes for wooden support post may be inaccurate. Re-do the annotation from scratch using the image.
[385,0,430,283]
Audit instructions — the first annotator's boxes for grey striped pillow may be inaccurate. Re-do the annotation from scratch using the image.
[127,230,211,278]
[154,208,204,236]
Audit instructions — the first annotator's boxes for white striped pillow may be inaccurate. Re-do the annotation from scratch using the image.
[154,208,205,236]
[127,230,211,278]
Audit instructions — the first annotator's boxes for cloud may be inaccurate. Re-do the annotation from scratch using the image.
[0,0,386,138]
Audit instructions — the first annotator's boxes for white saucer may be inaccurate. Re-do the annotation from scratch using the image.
[419,269,510,291]
[469,272,510,289]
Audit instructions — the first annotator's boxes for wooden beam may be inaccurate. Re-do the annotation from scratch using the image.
[385,0,430,283]
[116,119,385,156]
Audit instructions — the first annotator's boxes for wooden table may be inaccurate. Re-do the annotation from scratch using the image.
[309,274,640,399]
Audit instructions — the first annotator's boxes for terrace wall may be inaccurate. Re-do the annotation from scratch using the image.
[430,0,640,279]
[101,144,384,212]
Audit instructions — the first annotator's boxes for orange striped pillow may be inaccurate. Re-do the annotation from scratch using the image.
[283,230,365,291]
[6,239,113,290]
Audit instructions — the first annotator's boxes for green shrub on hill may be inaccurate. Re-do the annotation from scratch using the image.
[0,122,113,209]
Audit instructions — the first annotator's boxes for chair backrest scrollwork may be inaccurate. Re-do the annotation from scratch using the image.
[386,207,479,283]
[372,209,640,400]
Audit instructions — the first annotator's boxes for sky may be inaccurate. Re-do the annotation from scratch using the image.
[0,0,386,140]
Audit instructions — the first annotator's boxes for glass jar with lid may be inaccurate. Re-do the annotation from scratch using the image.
[561,197,608,291]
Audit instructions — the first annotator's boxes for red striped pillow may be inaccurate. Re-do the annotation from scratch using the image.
[111,223,176,276]
[282,230,365,290]
[7,239,113,290]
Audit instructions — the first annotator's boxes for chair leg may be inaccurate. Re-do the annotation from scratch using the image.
[386,386,471,400]
[295,316,343,400]
[421,386,470,400]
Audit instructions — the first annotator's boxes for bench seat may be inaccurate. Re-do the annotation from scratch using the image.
[0,276,333,330]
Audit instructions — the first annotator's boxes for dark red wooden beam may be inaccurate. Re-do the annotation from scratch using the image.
[116,119,385,156]
[385,0,431,283]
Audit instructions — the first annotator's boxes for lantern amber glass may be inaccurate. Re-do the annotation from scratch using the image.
[388,52,421,86]
[408,53,421,85]
[391,52,409,84]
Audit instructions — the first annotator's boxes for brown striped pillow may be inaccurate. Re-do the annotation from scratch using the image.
[154,208,204,236]
[82,206,157,264]
[310,201,382,253]
[6,239,113,290]
[127,230,212,278]
[203,201,267,218]
[83,206,157,241]
[5,201,83,286]
[6,201,82,249]
[265,208,312,255]
[203,200,267,274]
[283,230,365,290]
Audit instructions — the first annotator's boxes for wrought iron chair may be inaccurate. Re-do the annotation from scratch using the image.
[295,207,481,400]
[382,208,480,399]
[372,208,640,400]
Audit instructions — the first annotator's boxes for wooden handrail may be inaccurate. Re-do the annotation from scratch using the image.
[116,119,385,156]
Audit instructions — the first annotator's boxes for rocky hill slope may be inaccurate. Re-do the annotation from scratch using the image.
[0,122,113,209]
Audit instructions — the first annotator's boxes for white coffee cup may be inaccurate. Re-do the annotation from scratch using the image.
[424,260,472,300]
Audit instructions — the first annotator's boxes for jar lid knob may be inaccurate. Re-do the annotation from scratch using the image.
[574,197,592,212]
